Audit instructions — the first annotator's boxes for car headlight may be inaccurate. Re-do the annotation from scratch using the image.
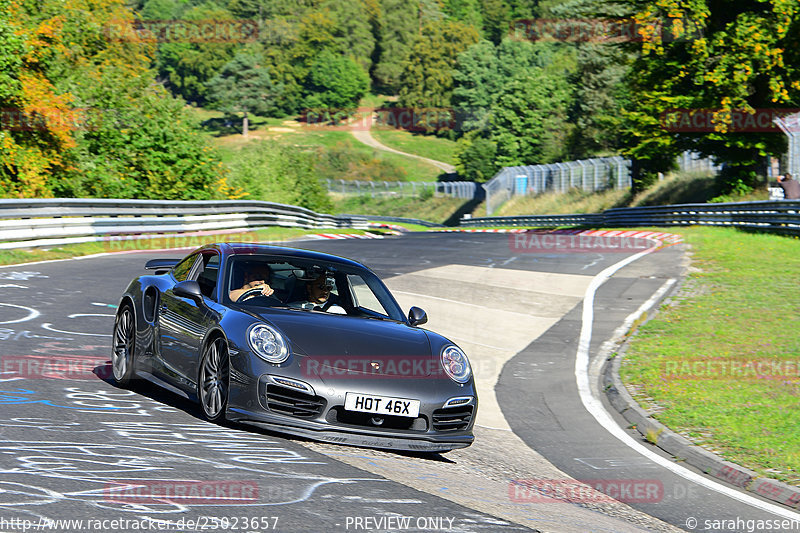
[248,324,289,364]
[441,345,471,384]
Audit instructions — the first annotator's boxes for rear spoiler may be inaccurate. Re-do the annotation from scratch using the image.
[145,259,180,270]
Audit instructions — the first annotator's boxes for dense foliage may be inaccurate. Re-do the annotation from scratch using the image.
[0,0,231,199]
[2,0,798,199]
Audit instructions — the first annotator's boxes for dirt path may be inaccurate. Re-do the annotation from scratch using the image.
[350,125,456,174]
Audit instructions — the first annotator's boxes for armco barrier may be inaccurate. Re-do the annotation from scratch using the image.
[338,214,443,228]
[0,199,368,250]
[460,200,800,236]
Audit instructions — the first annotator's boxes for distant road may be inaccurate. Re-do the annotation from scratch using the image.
[350,120,456,174]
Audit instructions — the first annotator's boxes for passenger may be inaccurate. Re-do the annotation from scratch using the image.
[289,274,344,312]
[229,264,274,302]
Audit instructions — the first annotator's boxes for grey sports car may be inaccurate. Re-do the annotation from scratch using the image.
[112,243,477,452]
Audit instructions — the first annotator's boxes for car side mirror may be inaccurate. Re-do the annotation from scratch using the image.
[408,306,427,327]
[174,280,203,301]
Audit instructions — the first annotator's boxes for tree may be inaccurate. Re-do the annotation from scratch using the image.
[489,70,572,166]
[226,141,332,212]
[480,0,537,44]
[452,40,500,132]
[452,37,573,172]
[373,0,420,93]
[567,43,632,158]
[618,0,800,192]
[397,19,480,108]
[206,52,280,136]
[443,0,483,32]
[303,50,370,110]
[65,87,231,200]
[0,0,232,200]
[149,2,237,104]
[325,0,379,74]
[454,133,498,182]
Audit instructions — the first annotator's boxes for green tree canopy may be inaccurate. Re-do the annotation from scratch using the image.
[149,2,237,104]
[303,50,370,110]
[0,0,231,199]
[397,19,480,108]
[206,51,280,135]
[619,0,800,191]
[372,0,421,93]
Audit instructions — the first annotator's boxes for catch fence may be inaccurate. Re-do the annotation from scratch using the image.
[483,156,632,215]
[326,180,477,199]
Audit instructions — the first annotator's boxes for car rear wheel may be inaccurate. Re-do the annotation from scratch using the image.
[199,337,229,422]
[112,305,135,385]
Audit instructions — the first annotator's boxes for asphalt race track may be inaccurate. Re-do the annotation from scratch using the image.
[0,232,797,533]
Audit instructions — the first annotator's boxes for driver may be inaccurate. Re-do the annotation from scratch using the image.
[229,263,274,302]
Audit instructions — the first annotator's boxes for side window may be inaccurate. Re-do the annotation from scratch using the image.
[347,274,387,317]
[195,253,220,299]
[171,254,198,282]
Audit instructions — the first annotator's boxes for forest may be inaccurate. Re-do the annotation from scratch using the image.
[1,0,798,204]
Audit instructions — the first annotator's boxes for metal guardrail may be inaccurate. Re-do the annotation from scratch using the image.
[339,214,443,228]
[327,180,478,199]
[0,199,368,250]
[461,200,800,236]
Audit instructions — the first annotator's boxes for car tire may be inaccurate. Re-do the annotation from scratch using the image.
[199,336,229,422]
[111,304,136,385]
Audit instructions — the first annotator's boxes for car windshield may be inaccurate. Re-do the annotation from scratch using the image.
[225,256,405,322]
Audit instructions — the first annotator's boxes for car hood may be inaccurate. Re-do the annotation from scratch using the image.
[252,308,437,378]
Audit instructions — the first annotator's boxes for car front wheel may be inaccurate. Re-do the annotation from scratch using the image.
[111,305,135,385]
[199,337,229,422]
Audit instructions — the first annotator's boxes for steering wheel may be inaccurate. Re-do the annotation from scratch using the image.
[240,287,273,301]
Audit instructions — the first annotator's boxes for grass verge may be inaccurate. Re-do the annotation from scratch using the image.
[494,188,629,216]
[370,128,458,165]
[330,193,466,225]
[620,226,800,485]
[0,227,382,267]
[491,171,771,218]
[191,108,444,184]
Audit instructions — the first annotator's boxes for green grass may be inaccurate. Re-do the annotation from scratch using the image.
[0,227,379,267]
[494,187,630,216]
[620,227,800,485]
[330,192,467,225]
[488,171,771,217]
[189,107,443,182]
[370,128,458,165]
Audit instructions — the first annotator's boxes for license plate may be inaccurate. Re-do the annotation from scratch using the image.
[344,393,420,418]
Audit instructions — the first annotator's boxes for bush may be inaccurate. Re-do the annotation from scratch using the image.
[59,88,231,200]
[454,134,498,182]
[312,142,407,183]
[226,142,331,212]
